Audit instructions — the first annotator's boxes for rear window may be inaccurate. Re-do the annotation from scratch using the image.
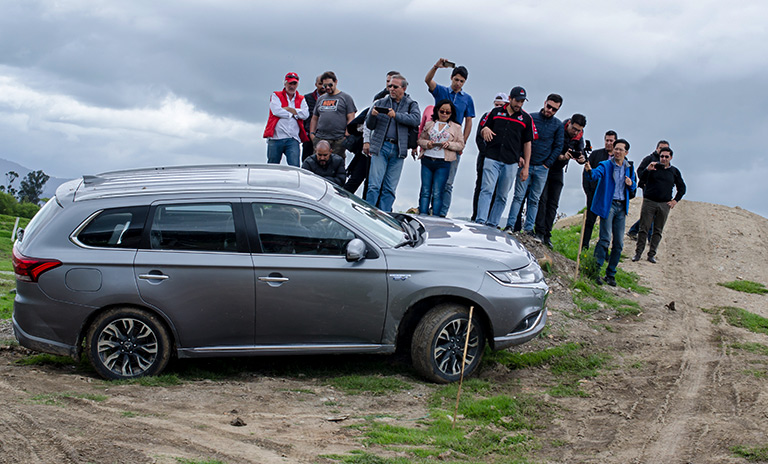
[76,206,149,249]
[18,197,62,244]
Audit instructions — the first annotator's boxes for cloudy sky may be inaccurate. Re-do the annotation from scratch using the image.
[1,0,766,220]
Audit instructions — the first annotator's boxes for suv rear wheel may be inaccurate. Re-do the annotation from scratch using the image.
[411,304,485,383]
[86,307,171,380]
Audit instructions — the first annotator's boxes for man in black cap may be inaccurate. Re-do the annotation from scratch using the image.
[474,86,533,227]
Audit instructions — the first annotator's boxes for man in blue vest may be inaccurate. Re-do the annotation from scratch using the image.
[263,72,310,167]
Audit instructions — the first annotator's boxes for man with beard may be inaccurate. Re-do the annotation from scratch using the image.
[263,72,309,167]
[309,71,357,159]
[302,140,346,186]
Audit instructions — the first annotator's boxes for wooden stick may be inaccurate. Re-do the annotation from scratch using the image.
[453,306,474,429]
[575,208,588,280]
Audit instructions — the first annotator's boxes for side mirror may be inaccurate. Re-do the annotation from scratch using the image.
[345,238,367,262]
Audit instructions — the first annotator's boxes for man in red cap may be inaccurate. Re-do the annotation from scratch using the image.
[263,72,309,167]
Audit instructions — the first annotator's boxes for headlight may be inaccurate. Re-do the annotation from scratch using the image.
[489,262,544,285]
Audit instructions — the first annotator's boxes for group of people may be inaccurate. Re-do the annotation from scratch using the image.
[263,62,686,284]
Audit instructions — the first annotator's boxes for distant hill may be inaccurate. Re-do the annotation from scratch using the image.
[0,158,73,200]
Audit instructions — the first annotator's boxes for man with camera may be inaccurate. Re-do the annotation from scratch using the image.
[533,114,588,248]
[425,58,476,216]
[631,146,686,263]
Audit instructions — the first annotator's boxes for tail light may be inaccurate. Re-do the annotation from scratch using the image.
[12,248,62,283]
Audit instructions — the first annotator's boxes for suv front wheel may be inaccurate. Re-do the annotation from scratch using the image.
[86,307,172,380]
[411,304,485,383]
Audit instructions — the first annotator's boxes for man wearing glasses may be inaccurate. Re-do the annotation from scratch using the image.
[627,140,671,240]
[631,147,686,263]
[364,75,420,212]
[263,72,310,167]
[503,94,564,239]
[309,71,357,159]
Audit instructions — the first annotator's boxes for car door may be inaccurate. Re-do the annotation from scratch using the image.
[135,201,256,348]
[248,201,388,345]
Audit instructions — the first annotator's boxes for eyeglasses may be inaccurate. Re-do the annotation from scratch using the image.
[438,110,452,115]
[322,83,334,88]
[387,84,401,89]
[545,104,560,112]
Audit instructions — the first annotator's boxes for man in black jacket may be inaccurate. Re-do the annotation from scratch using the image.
[581,130,617,249]
[631,147,686,263]
[302,140,346,186]
[627,140,670,239]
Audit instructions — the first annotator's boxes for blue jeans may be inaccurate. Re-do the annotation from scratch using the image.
[366,142,404,212]
[594,200,627,278]
[505,164,548,231]
[267,138,300,167]
[419,157,451,216]
[475,158,518,227]
[439,154,460,216]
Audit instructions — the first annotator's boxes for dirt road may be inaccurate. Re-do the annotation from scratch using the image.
[1,200,766,463]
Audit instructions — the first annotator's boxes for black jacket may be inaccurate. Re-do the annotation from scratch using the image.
[637,151,660,190]
[639,165,686,203]
[302,154,346,186]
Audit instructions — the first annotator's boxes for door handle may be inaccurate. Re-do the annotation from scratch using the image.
[258,276,289,283]
[138,274,170,281]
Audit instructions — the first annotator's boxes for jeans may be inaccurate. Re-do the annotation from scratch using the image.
[439,154,460,216]
[594,200,627,278]
[419,157,451,216]
[475,158,518,227]
[505,164,548,231]
[267,138,300,167]
[366,142,404,212]
[635,199,670,258]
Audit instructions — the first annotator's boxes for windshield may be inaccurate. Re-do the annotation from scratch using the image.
[326,186,406,246]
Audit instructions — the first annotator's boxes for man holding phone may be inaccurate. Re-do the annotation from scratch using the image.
[425,58,476,216]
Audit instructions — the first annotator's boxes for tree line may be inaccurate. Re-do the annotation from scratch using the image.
[0,170,50,218]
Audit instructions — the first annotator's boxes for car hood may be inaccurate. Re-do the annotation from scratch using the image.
[413,216,533,269]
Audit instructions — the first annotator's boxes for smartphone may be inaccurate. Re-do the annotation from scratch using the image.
[374,106,390,114]
[443,60,456,68]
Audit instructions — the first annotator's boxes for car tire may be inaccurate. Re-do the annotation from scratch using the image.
[86,307,172,380]
[411,304,485,383]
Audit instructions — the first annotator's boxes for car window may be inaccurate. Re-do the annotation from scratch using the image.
[77,206,149,248]
[150,203,238,252]
[19,197,62,244]
[252,203,356,255]
[325,186,405,247]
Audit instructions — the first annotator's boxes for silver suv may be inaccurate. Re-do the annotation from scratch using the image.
[13,165,548,383]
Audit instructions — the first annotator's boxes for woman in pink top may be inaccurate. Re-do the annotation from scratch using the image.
[416,99,465,216]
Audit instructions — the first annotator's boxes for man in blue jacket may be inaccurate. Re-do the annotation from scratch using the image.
[583,139,637,286]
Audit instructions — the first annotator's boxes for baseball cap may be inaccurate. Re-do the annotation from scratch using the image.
[285,72,299,83]
[494,92,509,103]
[510,86,527,101]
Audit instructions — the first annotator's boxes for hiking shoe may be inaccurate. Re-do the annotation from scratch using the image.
[627,232,638,240]
[605,275,617,287]
[631,254,641,262]
[594,275,604,286]
[647,256,657,264]
[543,237,554,249]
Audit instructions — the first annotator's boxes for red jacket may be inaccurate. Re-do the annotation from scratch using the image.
[263,90,309,142]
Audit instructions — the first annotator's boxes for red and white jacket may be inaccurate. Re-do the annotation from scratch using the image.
[263,89,310,142]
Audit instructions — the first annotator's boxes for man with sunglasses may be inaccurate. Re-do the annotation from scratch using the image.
[503,94,564,239]
[263,72,310,167]
[631,147,686,263]
[309,71,357,159]
[365,74,420,212]
[627,140,670,240]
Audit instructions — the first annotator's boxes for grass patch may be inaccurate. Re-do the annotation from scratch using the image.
[730,342,768,357]
[326,375,411,396]
[572,278,642,317]
[720,306,768,335]
[15,353,76,366]
[718,280,768,295]
[742,369,766,379]
[30,391,108,406]
[732,444,768,461]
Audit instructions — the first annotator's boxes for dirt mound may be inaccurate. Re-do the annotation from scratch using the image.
[1,199,767,463]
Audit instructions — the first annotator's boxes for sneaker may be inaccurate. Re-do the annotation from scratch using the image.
[605,275,617,286]
[647,256,657,264]
[524,230,540,241]
[543,237,554,249]
[594,275,604,286]
[626,232,638,241]
[631,254,641,262]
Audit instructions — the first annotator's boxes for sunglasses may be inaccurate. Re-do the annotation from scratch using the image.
[545,104,560,111]
[387,84,401,89]
[438,110,452,115]
[322,83,334,88]
[659,155,671,158]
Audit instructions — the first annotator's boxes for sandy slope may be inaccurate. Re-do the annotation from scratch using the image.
[1,199,767,463]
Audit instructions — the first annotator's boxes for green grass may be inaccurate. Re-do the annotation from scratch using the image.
[720,306,768,335]
[732,444,768,461]
[15,353,77,366]
[718,280,768,295]
[572,278,642,317]
[326,375,411,396]
[730,342,768,356]
[30,391,108,406]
